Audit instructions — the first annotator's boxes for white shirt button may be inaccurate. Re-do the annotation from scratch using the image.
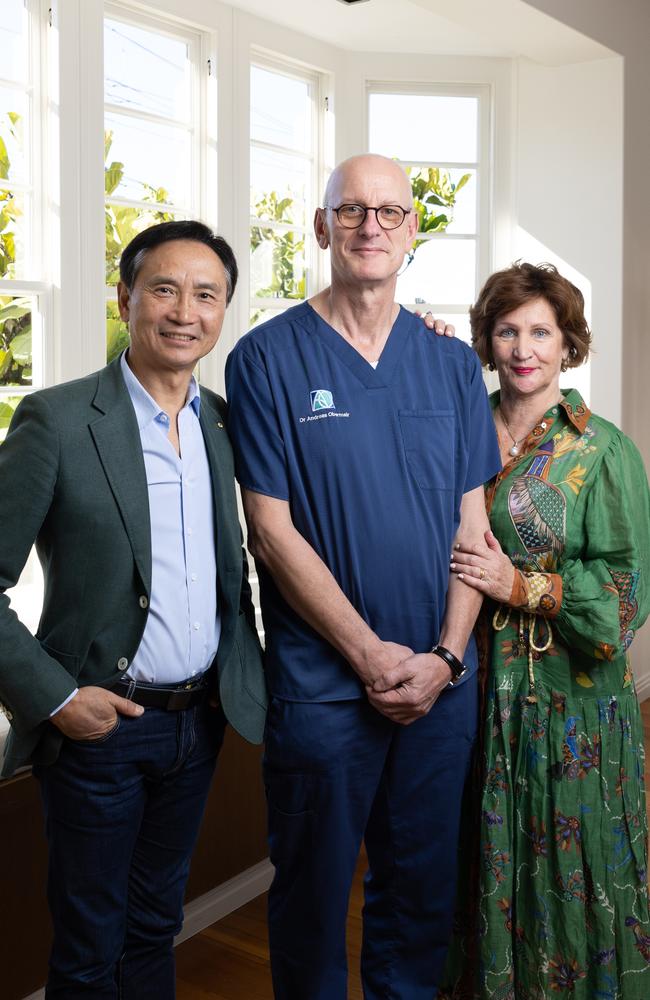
[194,622,200,630]
[191,573,198,582]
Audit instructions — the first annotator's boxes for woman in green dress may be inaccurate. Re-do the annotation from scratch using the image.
[441,262,650,999]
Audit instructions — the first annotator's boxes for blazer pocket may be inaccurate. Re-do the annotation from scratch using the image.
[39,642,82,680]
[398,410,455,490]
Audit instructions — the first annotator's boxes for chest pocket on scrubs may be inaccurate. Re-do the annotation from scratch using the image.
[398,410,455,490]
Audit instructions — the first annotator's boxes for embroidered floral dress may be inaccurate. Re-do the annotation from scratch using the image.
[441,389,650,1000]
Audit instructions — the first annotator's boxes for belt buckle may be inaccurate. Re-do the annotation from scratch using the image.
[167,689,192,711]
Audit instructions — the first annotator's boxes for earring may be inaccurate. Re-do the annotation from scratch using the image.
[560,358,568,373]
[488,361,496,372]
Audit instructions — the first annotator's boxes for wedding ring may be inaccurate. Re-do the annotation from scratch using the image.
[479,568,486,581]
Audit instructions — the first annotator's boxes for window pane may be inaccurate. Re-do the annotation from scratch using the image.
[0,189,27,279]
[249,307,286,330]
[250,147,310,227]
[250,226,306,301]
[409,166,476,236]
[397,238,476,305]
[104,18,191,121]
[105,203,178,285]
[444,170,476,235]
[6,548,44,633]
[0,0,28,86]
[106,300,129,363]
[0,392,22,442]
[105,114,191,207]
[0,294,34,387]
[369,94,478,163]
[0,91,29,184]
[251,66,311,152]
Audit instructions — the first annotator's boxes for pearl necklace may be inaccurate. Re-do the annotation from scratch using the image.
[498,408,539,457]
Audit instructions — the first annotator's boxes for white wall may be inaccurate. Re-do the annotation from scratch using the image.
[514,54,624,424]
[523,0,650,695]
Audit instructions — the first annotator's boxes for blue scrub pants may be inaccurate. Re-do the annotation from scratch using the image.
[264,677,478,999]
[34,702,226,1000]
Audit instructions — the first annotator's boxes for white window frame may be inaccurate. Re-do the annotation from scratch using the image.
[248,50,329,326]
[366,80,491,324]
[103,2,216,355]
[1,0,56,659]
[0,0,52,413]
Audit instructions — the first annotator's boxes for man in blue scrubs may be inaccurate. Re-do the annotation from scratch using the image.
[226,154,501,999]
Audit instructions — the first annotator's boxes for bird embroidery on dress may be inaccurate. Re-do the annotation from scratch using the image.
[508,472,566,560]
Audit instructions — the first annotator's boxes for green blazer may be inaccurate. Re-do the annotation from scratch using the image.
[0,358,266,777]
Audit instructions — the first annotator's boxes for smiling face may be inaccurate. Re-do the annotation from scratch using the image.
[117,238,229,382]
[491,296,568,404]
[315,155,418,289]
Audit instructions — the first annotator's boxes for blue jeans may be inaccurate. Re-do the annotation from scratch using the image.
[264,678,478,1000]
[34,701,226,1000]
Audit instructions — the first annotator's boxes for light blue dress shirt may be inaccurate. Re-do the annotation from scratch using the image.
[120,351,220,684]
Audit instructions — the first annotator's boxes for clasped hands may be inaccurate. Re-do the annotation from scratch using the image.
[364,642,453,726]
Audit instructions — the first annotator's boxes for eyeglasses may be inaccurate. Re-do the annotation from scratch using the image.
[323,203,412,230]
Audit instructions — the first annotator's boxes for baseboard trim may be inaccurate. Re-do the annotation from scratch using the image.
[176,857,273,945]
[635,673,650,703]
[22,858,274,1000]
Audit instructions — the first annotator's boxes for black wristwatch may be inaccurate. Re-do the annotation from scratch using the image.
[430,644,467,687]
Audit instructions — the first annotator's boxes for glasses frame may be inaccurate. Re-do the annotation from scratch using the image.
[323,203,412,230]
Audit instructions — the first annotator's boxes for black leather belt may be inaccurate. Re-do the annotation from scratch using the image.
[110,678,208,711]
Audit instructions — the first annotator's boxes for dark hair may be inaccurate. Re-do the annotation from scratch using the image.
[470,261,591,369]
[119,220,238,305]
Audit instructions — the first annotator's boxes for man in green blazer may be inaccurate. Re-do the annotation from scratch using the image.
[0,221,266,999]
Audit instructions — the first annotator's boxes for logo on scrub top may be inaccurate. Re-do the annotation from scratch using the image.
[310,389,335,412]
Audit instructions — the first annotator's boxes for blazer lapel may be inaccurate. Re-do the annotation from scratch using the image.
[89,360,152,592]
[199,393,241,586]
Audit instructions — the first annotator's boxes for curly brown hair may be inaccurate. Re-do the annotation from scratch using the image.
[470,262,591,369]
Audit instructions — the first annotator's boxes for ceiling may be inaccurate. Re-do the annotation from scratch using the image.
[224,0,614,64]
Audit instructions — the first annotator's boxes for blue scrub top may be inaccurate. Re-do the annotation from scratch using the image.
[226,302,501,702]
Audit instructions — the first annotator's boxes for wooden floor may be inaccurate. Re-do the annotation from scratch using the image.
[176,700,650,999]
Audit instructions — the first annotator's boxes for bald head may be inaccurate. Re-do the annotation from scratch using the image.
[323,154,413,210]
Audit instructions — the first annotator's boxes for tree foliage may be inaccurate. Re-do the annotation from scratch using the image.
[250,190,305,325]
[0,110,31,402]
[104,130,175,362]
[406,166,471,253]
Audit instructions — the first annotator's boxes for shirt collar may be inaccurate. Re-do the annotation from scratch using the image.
[558,388,591,434]
[120,350,201,431]
[488,387,591,435]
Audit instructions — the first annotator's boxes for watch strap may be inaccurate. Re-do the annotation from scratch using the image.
[430,644,467,686]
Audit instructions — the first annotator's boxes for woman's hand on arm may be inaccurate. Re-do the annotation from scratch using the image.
[449,528,516,605]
